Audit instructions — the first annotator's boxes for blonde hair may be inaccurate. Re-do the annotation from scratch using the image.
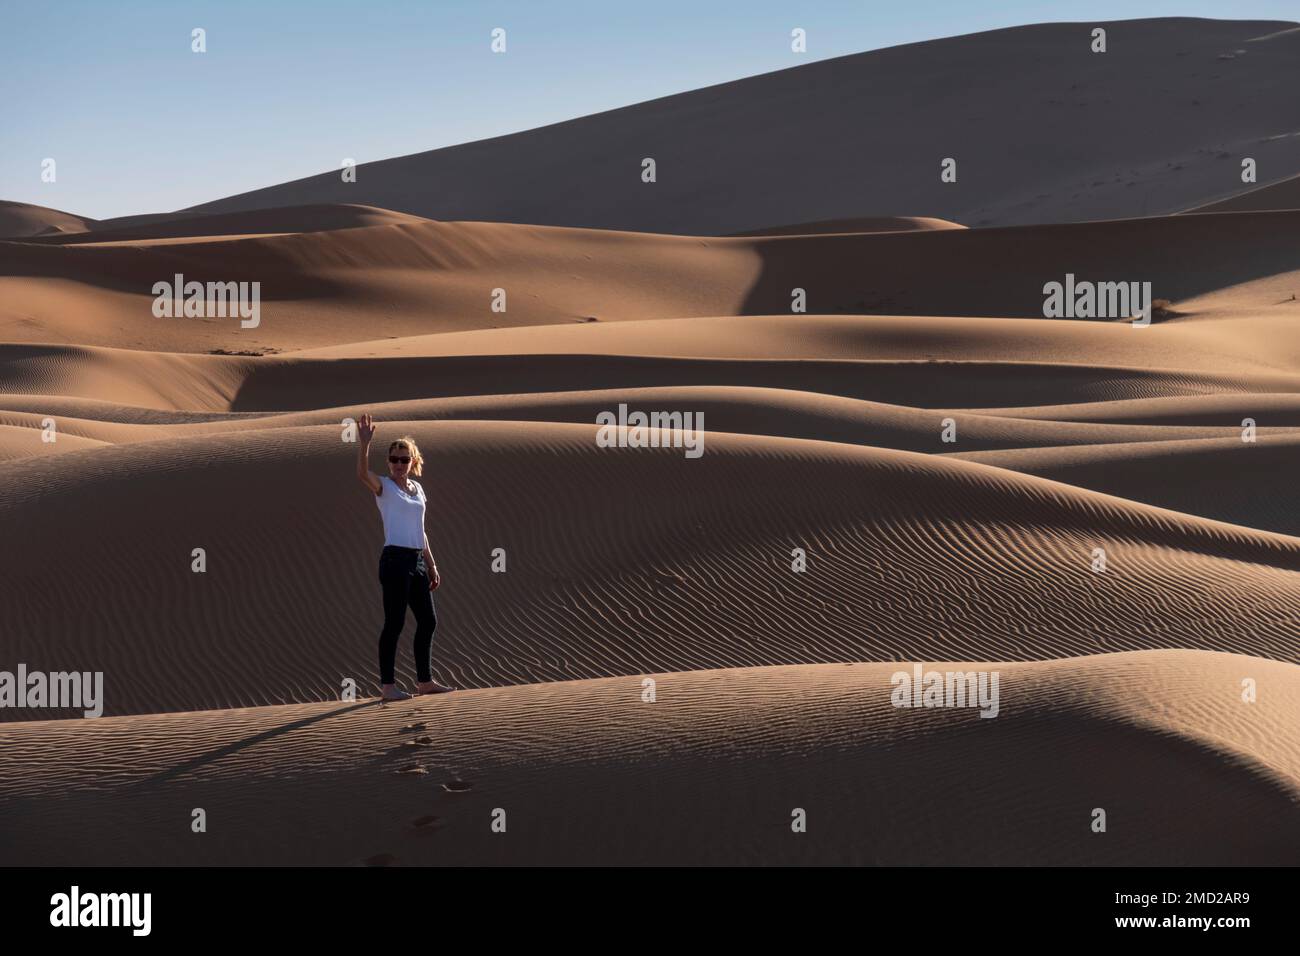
[388,437,425,477]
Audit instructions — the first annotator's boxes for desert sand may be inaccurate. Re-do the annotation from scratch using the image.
[1,17,1298,865]
[1,652,1296,865]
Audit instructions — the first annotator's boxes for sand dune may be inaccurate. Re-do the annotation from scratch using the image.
[2,198,1297,728]
[21,203,430,246]
[5,292,1300,413]
[14,19,1298,239]
[1,420,1297,721]
[0,200,98,239]
[140,18,1300,234]
[4,207,1300,354]
[0,422,108,460]
[0,651,1295,865]
[0,219,760,352]
[952,434,1300,535]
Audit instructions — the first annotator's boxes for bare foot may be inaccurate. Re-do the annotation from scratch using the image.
[381,684,412,701]
[416,680,455,695]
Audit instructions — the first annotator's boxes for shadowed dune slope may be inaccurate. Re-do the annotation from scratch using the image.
[1,421,1297,719]
[1183,172,1300,213]
[970,393,1300,424]
[0,652,1295,865]
[951,435,1300,535]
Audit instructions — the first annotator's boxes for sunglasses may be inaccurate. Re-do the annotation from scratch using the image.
[388,456,411,464]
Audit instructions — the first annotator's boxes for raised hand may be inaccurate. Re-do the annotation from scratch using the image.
[358,413,377,443]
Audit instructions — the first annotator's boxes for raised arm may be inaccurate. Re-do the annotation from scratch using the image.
[355,413,382,495]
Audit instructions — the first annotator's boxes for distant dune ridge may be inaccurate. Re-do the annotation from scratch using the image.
[1,16,1298,865]
[6,18,1300,237]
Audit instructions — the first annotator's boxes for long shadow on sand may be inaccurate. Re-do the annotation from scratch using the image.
[138,699,381,788]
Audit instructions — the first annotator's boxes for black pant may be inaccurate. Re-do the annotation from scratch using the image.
[377,545,436,685]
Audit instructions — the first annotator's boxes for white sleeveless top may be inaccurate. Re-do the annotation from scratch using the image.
[375,476,426,549]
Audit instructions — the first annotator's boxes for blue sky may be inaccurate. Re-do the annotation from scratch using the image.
[2,0,1295,219]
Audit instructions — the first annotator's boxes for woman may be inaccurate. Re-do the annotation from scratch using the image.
[355,413,454,700]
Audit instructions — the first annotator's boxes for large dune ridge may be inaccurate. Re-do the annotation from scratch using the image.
[107,18,1300,234]
[9,19,1300,239]
[0,651,1295,865]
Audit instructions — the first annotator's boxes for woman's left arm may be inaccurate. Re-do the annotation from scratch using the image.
[423,532,440,590]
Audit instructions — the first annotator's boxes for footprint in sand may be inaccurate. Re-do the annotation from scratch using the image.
[402,736,434,748]
[442,780,472,792]
[399,723,428,733]
[394,764,428,776]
